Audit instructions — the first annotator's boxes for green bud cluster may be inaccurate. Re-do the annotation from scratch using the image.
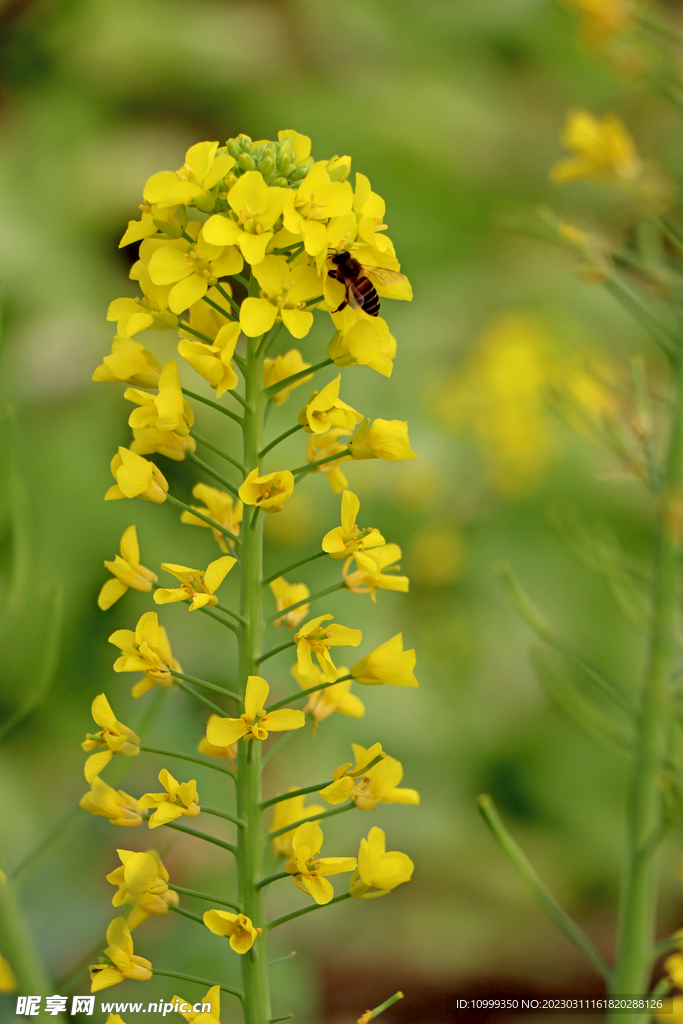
[226,134,313,189]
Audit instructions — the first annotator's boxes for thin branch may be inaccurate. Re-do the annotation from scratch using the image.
[190,430,247,475]
[215,602,248,626]
[265,581,346,624]
[167,883,241,912]
[200,606,240,635]
[256,640,296,664]
[262,550,327,588]
[266,892,351,931]
[264,359,332,400]
[182,388,243,426]
[261,781,333,810]
[139,745,235,779]
[262,729,298,767]
[202,805,246,827]
[255,870,291,890]
[186,451,240,498]
[171,670,241,703]
[203,293,237,322]
[152,968,243,1001]
[231,390,253,412]
[178,321,214,344]
[260,423,305,459]
[173,678,230,717]
[162,820,237,856]
[170,903,205,926]
[265,802,355,842]
[166,493,241,545]
[265,676,351,714]
[215,282,241,315]
[603,276,676,359]
[291,448,351,477]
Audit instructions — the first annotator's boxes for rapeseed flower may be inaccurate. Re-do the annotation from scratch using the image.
[106,448,169,504]
[125,361,193,436]
[180,482,242,552]
[207,675,305,745]
[143,141,234,211]
[322,490,384,572]
[320,743,419,809]
[286,822,357,904]
[291,662,364,730]
[154,555,236,610]
[0,954,16,993]
[106,849,178,928]
[93,337,163,388]
[131,427,196,461]
[263,349,312,405]
[80,777,142,827]
[327,309,396,377]
[350,827,414,898]
[139,768,200,828]
[202,171,289,264]
[178,323,240,397]
[240,255,322,338]
[343,543,409,600]
[172,985,221,1022]
[298,375,364,435]
[349,418,417,461]
[82,694,140,781]
[198,715,237,761]
[89,918,152,991]
[294,614,362,682]
[203,910,262,954]
[147,222,243,314]
[238,468,294,512]
[351,634,418,687]
[109,610,181,698]
[283,162,354,256]
[98,525,157,610]
[270,790,325,858]
[550,109,642,185]
[564,0,640,50]
[269,577,310,629]
[305,429,352,492]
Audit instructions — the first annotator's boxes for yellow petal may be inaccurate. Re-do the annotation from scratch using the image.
[263,708,305,732]
[240,297,278,338]
[204,555,236,593]
[169,275,208,315]
[98,577,128,610]
[281,308,314,339]
[245,675,269,719]
[207,717,249,747]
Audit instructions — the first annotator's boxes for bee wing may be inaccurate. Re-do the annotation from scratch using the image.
[362,266,406,286]
[348,279,367,310]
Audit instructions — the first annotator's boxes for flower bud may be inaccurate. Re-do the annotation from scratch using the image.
[259,157,275,177]
[271,176,289,188]
[326,155,352,182]
[277,153,292,174]
[193,192,216,213]
[237,134,253,154]
[226,138,241,159]
[238,152,256,171]
[153,218,184,238]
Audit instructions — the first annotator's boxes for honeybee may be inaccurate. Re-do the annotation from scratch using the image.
[327,250,406,317]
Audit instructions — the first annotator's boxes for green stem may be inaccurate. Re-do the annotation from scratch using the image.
[265,675,351,714]
[170,903,206,926]
[256,640,296,664]
[168,883,241,912]
[187,450,240,498]
[173,678,232,717]
[182,388,243,426]
[365,992,405,1020]
[477,795,611,981]
[261,729,298,766]
[203,293,237,322]
[612,348,683,1003]
[259,423,305,459]
[201,606,240,634]
[171,670,241,703]
[265,802,355,842]
[232,390,253,412]
[215,281,241,315]
[162,820,236,855]
[260,782,332,810]
[190,429,247,475]
[179,321,215,344]
[202,805,246,827]
[152,968,243,1001]
[265,581,346,624]
[166,493,241,545]
[0,873,58,1010]
[255,871,291,890]
[9,804,81,881]
[266,892,351,930]
[291,448,351,477]
[262,549,327,588]
[215,602,248,625]
[263,359,331,400]
[603,276,676,359]
[139,745,235,779]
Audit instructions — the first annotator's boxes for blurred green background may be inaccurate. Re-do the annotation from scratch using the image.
[1,0,681,1021]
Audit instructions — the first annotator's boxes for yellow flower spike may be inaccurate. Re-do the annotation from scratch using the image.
[322,490,385,575]
[203,909,262,954]
[351,633,418,687]
[550,109,642,186]
[202,171,289,264]
[93,337,164,388]
[79,776,143,827]
[180,482,243,552]
[199,715,238,761]
[298,375,364,435]
[171,985,221,1023]
[348,418,417,461]
[263,349,313,406]
[305,429,352,492]
[285,821,357,905]
[291,662,364,732]
[240,255,323,339]
[139,768,200,828]
[207,675,305,746]
[293,614,362,682]
[327,310,396,378]
[82,694,140,782]
[105,447,169,504]
[144,141,235,210]
[283,162,354,256]
[238,468,294,513]
[349,826,414,899]
[321,743,419,809]
[154,555,236,611]
[270,789,326,857]
[342,543,409,601]
[109,610,182,698]
[269,577,310,629]
[0,953,17,993]
[98,525,158,610]
[178,322,241,397]
[89,917,152,992]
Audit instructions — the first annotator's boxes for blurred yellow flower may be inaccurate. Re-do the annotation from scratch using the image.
[291,662,364,730]
[82,694,140,782]
[286,821,357,904]
[89,917,152,991]
[270,789,325,858]
[0,954,16,993]
[178,323,240,398]
[139,768,200,828]
[154,555,236,610]
[350,826,413,899]
[180,482,242,553]
[93,337,163,388]
[408,526,463,588]
[238,468,294,512]
[321,743,419,809]
[172,985,220,1023]
[305,429,352,492]
[109,610,181,698]
[550,109,642,185]
[198,715,237,761]
[269,577,310,629]
[349,418,417,461]
[298,374,364,434]
[294,614,362,682]
[263,349,312,405]
[351,633,418,687]
[207,675,304,745]
[565,0,639,49]
[203,910,261,954]
[98,525,157,610]
[80,777,142,827]
[105,448,169,504]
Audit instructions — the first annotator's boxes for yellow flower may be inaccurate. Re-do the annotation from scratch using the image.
[294,614,362,682]
[550,109,642,185]
[106,297,159,338]
[203,910,262,954]
[106,849,178,929]
[320,743,419,809]
[270,790,325,858]
[240,255,323,339]
[351,634,418,687]
[0,953,16,993]
[305,429,352,492]
[349,418,417,461]
[202,171,289,264]
[291,663,364,731]
[343,543,409,601]
[178,323,240,398]
[147,222,243,314]
[269,577,310,629]
[82,694,140,782]
[665,948,683,990]
[98,525,158,610]
[171,985,221,1023]
[154,555,236,611]
[282,161,354,256]
[565,0,638,49]
[125,361,193,435]
[198,715,237,761]
[327,309,396,378]
[206,675,305,745]
[298,375,364,435]
[657,996,683,1024]
[322,490,385,574]
[130,427,196,462]
[139,768,200,828]
[350,826,414,899]
[286,821,357,905]
[143,141,235,210]
[109,610,181,698]
[80,777,142,827]
[180,482,243,553]
[263,349,312,405]
[93,337,163,388]
[105,448,169,504]
[238,468,294,513]
[89,917,152,991]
